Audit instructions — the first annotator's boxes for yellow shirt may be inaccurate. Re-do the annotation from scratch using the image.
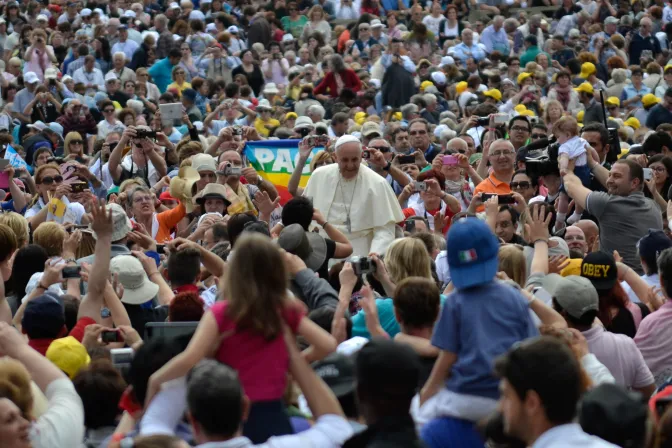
[166,81,192,98]
[254,117,280,137]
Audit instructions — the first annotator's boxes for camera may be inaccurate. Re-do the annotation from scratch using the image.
[102,330,122,343]
[362,150,370,159]
[523,136,560,179]
[218,163,241,176]
[304,135,330,147]
[413,181,427,192]
[62,266,81,279]
[135,129,156,139]
[605,127,621,163]
[71,182,88,193]
[46,157,65,165]
[476,117,490,127]
[232,125,243,136]
[111,348,134,376]
[350,256,376,276]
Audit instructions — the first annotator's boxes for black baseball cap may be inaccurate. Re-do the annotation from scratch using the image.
[355,339,420,401]
[581,252,617,291]
[638,229,672,262]
[312,353,355,397]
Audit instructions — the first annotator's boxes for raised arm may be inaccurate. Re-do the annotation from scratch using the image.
[563,171,593,211]
[109,127,134,181]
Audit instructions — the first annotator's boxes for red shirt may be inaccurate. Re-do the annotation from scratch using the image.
[313,69,362,98]
[210,301,305,402]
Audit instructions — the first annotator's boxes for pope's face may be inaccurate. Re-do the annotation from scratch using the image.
[336,142,362,179]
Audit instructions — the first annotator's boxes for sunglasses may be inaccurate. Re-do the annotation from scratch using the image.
[40,175,64,185]
[71,140,83,145]
[531,133,546,139]
[369,146,390,152]
[104,108,115,113]
[510,181,531,189]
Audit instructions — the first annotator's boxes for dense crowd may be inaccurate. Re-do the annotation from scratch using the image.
[3,0,672,447]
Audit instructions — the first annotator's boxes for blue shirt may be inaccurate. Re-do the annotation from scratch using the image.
[148,57,176,93]
[451,43,486,66]
[431,281,538,399]
[0,199,24,214]
[620,84,651,108]
[479,25,509,55]
[421,416,485,448]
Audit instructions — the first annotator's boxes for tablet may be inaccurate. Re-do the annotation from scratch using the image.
[159,103,183,124]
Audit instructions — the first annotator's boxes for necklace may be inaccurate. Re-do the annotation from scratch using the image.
[337,173,358,233]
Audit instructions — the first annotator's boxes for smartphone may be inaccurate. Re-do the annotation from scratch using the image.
[494,113,508,125]
[70,182,88,193]
[0,159,9,170]
[101,330,122,343]
[482,193,516,204]
[156,244,166,255]
[362,150,370,159]
[397,155,416,164]
[644,168,653,181]
[62,266,81,279]
[442,155,458,166]
[413,181,427,192]
[528,86,537,92]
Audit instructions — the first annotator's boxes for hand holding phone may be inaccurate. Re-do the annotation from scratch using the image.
[102,330,123,343]
[442,155,458,166]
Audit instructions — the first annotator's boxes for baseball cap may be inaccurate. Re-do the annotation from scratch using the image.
[420,80,434,92]
[22,293,65,338]
[80,8,92,16]
[623,117,641,130]
[361,121,381,138]
[24,72,39,84]
[517,72,532,85]
[159,191,176,202]
[294,116,314,130]
[574,82,594,95]
[92,203,132,242]
[580,62,596,79]
[28,121,46,132]
[110,255,160,305]
[191,153,217,173]
[312,353,355,397]
[439,56,455,68]
[577,110,585,123]
[45,123,64,140]
[446,217,499,290]
[642,93,660,108]
[581,251,617,291]
[604,16,619,25]
[182,88,197,102]
[605,97,620,107]
[638,229,672,262]
[579,383,648,447]
[484,89,502,102]
[560,258,583,277]
[455,81,468,95]
[285,112,298,120]
[105,72,118,82]
[542,274,598,320]
[44,67,59,80]
[430,71,447,86]
[46,336,91,379]
[37,13,49,21]
[227,25,239,34]
[568,29,581,38]
[277,223,327,272]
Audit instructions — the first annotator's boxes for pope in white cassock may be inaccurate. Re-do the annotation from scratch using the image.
[303,135,404,256]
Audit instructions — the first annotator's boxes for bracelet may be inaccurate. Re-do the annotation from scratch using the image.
[37,282,49,291]
[322,221,329,228]
[533,238,549,245]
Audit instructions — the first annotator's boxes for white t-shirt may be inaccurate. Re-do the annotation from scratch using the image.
[422,15,443,36]
[559,136,588,165]
[25,197,86,225]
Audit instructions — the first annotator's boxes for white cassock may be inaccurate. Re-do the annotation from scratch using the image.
[303,163,405,256]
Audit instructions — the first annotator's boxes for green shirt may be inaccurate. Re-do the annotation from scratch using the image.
[281,15,308,39]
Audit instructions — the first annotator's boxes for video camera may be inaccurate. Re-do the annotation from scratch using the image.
[523,136,561,179]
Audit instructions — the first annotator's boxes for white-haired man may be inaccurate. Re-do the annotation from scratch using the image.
[303,135,404,256]
[107,51,137,84]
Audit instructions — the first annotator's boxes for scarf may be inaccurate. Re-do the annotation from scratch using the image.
[224,182,257,216]
[444,179,463,194]
[554,84,572,110]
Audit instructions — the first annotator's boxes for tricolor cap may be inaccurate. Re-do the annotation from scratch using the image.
[446,217,499,290]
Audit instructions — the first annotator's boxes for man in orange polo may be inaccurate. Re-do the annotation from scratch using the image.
[474,139,515,205]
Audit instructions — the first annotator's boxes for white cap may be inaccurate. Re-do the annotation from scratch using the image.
[370,19,385,28]
[334,135,361,151]
[193,121,204,131]
[368,79,381,89]
[434,124,448,139]
[189,10,205,20]
[104,72,118,81]
[44,67,59,80]
[282,33,294,42]
[168,2,180,9]
[80,8,92,16]
[431,71,447,85]
[62,75,73,83]
[439,56,455,67]
[227,25,239,34]
[123,10,136,17]
[24,72,39,84]
[206,23,217,33]
[37,13,49,21]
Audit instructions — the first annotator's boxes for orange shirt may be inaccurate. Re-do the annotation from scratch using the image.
[154,202,187,243]
[473,172,513,212]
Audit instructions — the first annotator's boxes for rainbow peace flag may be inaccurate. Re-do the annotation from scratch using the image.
[244,140,324,205]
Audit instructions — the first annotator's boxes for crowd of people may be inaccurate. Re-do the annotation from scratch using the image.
[3,0,672,447]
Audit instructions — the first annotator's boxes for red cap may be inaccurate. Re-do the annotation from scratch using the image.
[159,191,176,201]
[48,4,62,13]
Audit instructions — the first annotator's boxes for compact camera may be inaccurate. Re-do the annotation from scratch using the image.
[350,256,376,276]
[135,129,156,139]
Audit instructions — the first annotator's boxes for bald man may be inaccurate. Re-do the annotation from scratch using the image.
[575,220,599,253]
[629,17,661,68]
[564,225,588,256]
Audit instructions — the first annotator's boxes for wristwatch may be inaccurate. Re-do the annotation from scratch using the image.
[383,161,391,171]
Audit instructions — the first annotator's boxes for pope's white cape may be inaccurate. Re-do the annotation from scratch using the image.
[303,163,404,256]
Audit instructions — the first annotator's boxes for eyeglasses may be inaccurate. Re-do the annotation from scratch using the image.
[104,108,115,113]
[175,71,185,75]
[71,140,83,145]
[531,133,546,139]
[40,175,63,185]
[369,146,390,152]
[409,130,427,135]
[651,166,667,173]
[510,181,531,189]
[510,126,530,132]
[490,150,514,157]
[104,141,119,151]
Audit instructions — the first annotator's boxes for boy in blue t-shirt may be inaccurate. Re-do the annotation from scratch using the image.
[418,218,538,422]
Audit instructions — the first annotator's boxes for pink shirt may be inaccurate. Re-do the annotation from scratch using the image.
[583,326,653,389]
[210,300,305,402]
[24,45,54,82]
[635,300,672,383]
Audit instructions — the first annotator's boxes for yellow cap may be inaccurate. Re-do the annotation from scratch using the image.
[574,82,594,95]
[642,93,661,108]
[354,111,367,125]
[484,88,502,102]
[517,72,532,85]
[46,336,91,379]
[579,62,596,79]
[577,110,585,123]
[420,80,434,92]
[561,259,583,277]
[605,97,620,107]
[514,104,527,113]
[393,112,402,121]
[519,110,536,117]
[665,64,672,73]
[455,81,468,95]
[285,112,298,120]
[623,117,641,130]
[618,148,630,159]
